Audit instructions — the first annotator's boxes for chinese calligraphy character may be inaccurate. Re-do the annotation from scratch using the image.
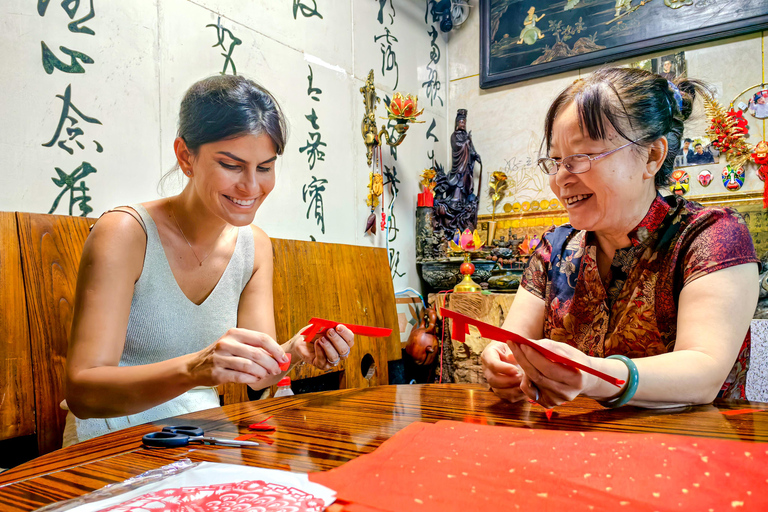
[207,17,242,75]
[307,65,322,101]
[377,0,396,25]
[302,176,328,234]
[293,0,323,20]
[49,161,97,216]
[38,0,96,35]
[41,43,93,74]
[305,108,320,130]
[426,118,439,142]
[422,26,443,107]
[389,248,405,279]
[299,133,327,170]
[374,27,399,89]
[42,84,103,155]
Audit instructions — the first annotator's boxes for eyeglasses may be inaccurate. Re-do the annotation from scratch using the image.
[537,140,637,176]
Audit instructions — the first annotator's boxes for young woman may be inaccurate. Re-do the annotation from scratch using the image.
[64,75,353,445]
[482,68,759,408]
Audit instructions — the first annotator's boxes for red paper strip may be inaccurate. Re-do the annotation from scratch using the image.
[441,308,624,387]
[721,408,766,416]
[301,318,392,343]
[279,353,292,372]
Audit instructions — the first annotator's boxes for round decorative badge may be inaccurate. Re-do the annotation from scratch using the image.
[530,200,540,211]
[540,199,550,209]
[722,165,745,191]
[549,198,561,209]
[503,202,513,213]
[521,201,531,211]
[697,169,712,187]
[512,202,521,213]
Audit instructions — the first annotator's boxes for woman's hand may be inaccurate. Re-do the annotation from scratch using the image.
[508,338,598,408]
[290,324,355,371]
[186,328,289,387]
[481,341,526,402]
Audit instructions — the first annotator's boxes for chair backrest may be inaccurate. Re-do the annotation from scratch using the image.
[220,238,401,402]
[16,212,95,456]
[0,212,36,443]
[271,238,401,388]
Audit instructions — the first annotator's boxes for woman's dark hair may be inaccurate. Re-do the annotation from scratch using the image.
[160,75,287,193]
[178,74,287,155]
[542,67,711,187]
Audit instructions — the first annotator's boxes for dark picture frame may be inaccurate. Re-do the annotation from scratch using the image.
[480,1,768,89]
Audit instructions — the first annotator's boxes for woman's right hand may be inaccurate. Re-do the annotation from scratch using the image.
[185,328,289,387]
[481,341,526,402]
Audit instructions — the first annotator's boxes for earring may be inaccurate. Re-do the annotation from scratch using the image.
[185,171,191,177]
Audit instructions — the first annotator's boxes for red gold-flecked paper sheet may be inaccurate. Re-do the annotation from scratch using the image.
[309,421,768,512]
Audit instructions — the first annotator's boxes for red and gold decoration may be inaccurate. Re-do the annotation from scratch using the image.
[449,229,484,293]
[669,169,690,196]
[704,97,752,170]
[360,69,423,234]
[417,167,436,207]
[752,140,768,207]
[385,92,424,123]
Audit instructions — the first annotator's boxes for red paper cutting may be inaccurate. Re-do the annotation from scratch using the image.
[101,480,326,512]
[309,420,768,512]
[301,318,392,343]
[441,308,624,387]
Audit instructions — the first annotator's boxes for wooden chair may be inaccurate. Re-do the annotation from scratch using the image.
[16,212,95,457]
[1,212,401,457]
[0,213,36,445]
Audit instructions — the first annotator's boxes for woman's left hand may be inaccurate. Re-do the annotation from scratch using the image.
[508,338,598,408]
[291,324,355,372]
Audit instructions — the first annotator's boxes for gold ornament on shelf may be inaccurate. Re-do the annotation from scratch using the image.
[704,96,753,169]
[488,170,509,221]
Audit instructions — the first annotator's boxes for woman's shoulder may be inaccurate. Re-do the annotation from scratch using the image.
[83,206,148,281]
[248,224,273,274]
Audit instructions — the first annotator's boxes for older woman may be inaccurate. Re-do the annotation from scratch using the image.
[64,75,353,445]
[482,68,759,408]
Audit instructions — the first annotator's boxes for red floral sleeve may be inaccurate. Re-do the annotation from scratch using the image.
[521,226,556,300]
[680,208,759,287]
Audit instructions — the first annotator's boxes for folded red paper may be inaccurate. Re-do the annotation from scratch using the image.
[301,318,392,343]
[441,308,624,387]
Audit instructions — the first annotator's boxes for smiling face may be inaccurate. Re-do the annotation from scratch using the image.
[547,102,657,236]
[183,133,277,226]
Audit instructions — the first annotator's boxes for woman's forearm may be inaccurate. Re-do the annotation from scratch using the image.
[586,350,727,407]
[66,354,196,419]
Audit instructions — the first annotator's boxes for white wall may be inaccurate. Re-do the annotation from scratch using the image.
[0,0,450,293]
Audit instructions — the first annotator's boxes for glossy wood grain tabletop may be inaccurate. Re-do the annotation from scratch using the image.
[1,384,766,511]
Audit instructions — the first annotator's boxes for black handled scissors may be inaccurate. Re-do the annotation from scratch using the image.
[142,425,259,448]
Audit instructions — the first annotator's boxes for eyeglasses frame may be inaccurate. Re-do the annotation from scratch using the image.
[537,140,638,176]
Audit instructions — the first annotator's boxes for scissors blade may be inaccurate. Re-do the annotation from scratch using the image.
[198,436,260,447]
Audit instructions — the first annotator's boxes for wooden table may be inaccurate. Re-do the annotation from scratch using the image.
[1,384,766,511]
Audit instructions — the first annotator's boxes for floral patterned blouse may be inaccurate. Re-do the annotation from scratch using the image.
[521,194,759,399]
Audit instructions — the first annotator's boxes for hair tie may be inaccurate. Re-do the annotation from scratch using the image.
[667,80,683,112]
